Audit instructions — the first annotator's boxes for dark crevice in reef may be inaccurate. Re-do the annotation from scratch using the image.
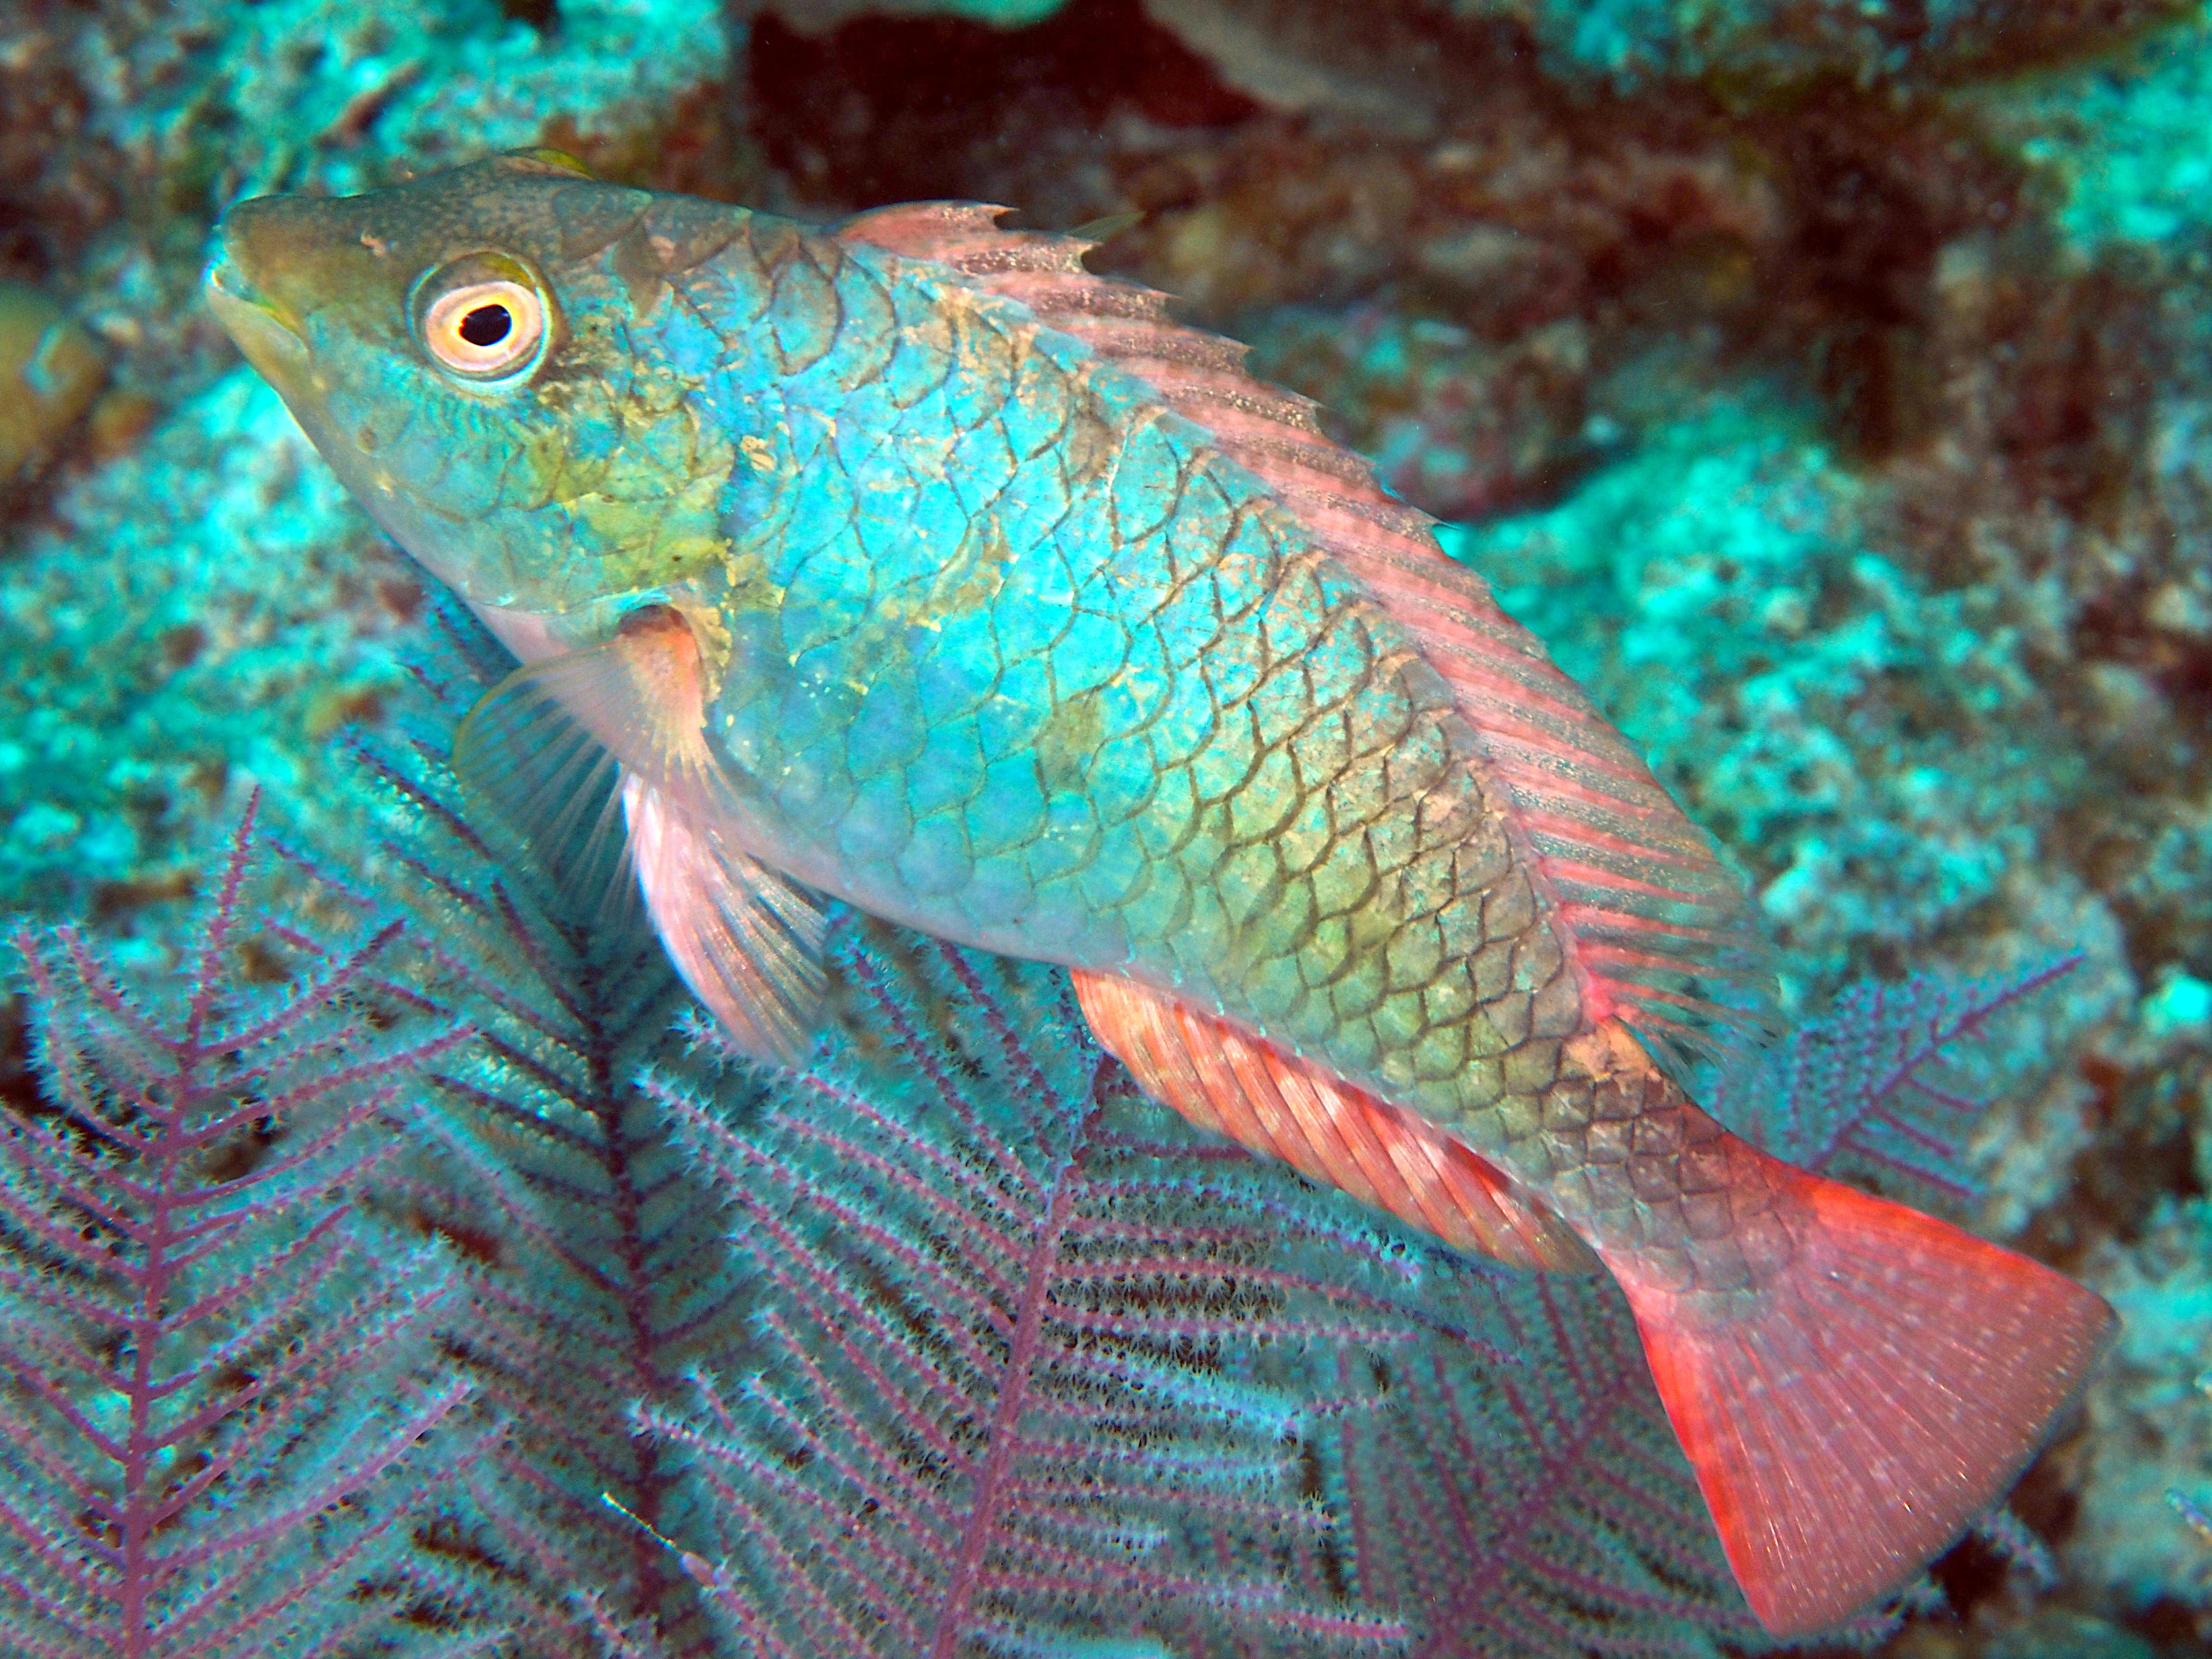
[497,0,561,33]
[1762,96,2015,458]
[749,0,1258,210]
[2030,1051,2207,1261]
[747,1,2113,497]
[1926,1523,2024,1627]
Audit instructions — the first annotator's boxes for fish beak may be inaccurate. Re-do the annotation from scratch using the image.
[204,249,310,384]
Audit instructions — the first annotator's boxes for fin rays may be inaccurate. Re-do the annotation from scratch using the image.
[1607,1149,2115,1636]
[624,775,828,1068]
[453,607,828,1066]
[1072,969,1597,1274]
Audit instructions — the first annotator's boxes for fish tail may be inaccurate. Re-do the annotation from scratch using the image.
[1601,1136,2114,1637]
[1076,971,2115,1632]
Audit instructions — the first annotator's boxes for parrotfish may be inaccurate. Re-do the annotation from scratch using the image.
[205,151,2113,1637]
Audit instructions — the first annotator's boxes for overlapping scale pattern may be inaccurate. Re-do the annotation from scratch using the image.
[646,197,1764,1261]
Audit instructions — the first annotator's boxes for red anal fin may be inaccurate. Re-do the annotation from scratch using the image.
[1604,1145,2116,1637]
[1072,970,1597,1274]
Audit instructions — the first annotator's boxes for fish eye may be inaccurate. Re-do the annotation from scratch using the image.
[411,255,552,385]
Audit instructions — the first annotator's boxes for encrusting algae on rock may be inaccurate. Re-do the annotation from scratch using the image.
[207,148,2116,1637]
[0,280,105,486]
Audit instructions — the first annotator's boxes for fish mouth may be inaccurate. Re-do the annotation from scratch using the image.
[203,248,310,382]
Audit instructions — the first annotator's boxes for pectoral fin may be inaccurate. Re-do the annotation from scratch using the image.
[451,604,827,1066]
[452,605,711,893]
[1073,970,1597,1273]
[624,773,827,1066]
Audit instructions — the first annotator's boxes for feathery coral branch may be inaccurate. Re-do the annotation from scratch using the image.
[0,796,497,1658]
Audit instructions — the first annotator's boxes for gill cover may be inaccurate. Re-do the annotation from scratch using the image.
[207,150,745,612]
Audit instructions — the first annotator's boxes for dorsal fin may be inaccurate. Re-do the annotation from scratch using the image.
[839,205,1774,1053]
[1073,969,1598,1273]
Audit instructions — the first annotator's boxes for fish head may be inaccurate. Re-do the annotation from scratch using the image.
[206,151,739,618]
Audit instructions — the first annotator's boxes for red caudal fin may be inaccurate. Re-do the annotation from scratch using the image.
[1604,1150,2115,1637]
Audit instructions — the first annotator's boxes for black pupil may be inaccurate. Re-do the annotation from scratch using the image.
[458,302,513,347]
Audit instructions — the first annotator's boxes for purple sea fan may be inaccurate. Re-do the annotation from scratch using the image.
[287,608,1414,1657]
[0,799,496,1659]
[614,899,2076,1658]
[1708,956,2085,1211]
[294,614,755,1658]
[633,921,1420,1658]
[258,601,2079,1657]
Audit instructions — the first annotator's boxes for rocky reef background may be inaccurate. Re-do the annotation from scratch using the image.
[0,0,2207,1652]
